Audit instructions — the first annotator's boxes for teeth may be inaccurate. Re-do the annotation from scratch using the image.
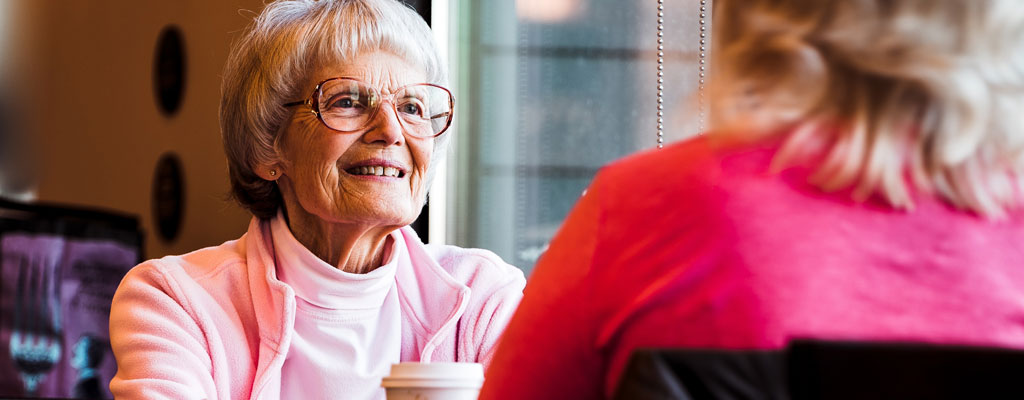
[350,166,401,177]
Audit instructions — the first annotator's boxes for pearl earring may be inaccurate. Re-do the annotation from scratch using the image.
[269,170,277,177]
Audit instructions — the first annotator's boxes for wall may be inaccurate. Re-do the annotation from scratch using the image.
[12,0,269,259]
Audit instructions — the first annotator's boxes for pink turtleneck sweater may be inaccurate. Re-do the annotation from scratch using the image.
[270,214,402,399]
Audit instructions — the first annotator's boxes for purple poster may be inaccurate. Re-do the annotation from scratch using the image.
[1,233,137,399]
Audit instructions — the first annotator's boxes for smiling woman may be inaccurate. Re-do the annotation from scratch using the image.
[106,1,525,399]
[271,51,440,273]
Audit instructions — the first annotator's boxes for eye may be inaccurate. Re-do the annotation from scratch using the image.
[398,102,422,116]
[326,95,364,110]
[320,90,372,119]
[397,97,428,118]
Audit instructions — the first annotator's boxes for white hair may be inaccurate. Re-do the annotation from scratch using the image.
[709,0,1024,218]
[220,0,450,219]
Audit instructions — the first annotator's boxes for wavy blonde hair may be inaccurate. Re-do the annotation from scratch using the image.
[709,0,1024,218]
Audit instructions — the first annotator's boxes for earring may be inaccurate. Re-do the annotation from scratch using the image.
[269,170,277,177]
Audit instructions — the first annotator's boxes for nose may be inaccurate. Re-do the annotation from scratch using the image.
[360,99,405,146]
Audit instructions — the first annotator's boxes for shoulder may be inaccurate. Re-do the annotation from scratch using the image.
[603,136,719,179]
[601,135,775,187]
[566,136,784,278]
[592,135,779,211]
[115,236,250,304]
[110,234,259,349]
[423,244,525,293]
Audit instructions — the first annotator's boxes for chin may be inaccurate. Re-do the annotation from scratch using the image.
[361,207,420,228]
[394,209,421,227]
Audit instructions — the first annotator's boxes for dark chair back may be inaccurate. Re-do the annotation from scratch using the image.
[614,340,1024,400]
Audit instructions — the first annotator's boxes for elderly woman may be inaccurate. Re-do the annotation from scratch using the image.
[481,0,1024,398]
[108,0,524,399]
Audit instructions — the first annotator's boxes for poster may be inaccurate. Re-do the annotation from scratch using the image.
[0,203,141,400]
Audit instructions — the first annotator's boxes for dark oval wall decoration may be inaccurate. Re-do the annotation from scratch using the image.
[152,152,185,242]
[153,25,186,117]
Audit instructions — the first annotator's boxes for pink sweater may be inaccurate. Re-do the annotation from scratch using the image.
[109,218,525,400]
[481,137,1024,399]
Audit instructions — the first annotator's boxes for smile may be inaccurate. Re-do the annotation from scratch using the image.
[345,165,405,178]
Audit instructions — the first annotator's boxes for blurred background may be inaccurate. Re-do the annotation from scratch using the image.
[0,0,264,260]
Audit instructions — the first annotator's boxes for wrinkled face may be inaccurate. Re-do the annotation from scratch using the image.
[275,50,433,228]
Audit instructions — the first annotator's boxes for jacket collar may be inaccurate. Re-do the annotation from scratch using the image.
[244,217,296,349]
[393,226,471,361]
[243,217,296,400]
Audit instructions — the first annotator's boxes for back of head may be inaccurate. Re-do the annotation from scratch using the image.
[709,0,1024,218]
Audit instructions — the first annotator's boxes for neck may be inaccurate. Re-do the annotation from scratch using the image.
[282,205,397,274]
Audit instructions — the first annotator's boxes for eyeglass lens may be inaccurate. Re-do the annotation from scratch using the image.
[317,79,452,137]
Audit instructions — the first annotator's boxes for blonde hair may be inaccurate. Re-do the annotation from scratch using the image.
[220,0,449,219]
[709,0,1024,218]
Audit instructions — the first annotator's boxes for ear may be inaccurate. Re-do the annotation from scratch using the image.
[255,162,285,181]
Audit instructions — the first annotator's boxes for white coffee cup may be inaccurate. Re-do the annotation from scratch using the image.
[381,362,484,400]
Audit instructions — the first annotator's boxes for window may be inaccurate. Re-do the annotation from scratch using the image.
[445,0,709,273]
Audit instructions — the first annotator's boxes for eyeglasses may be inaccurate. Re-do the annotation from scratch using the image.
[283,77,454,138]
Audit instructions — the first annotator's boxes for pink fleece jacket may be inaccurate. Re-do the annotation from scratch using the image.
[108,218,525,400]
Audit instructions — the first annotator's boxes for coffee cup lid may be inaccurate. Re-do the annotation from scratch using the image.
[381,362,484,389]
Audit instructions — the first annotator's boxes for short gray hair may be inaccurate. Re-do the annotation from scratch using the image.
[220,0,450,219]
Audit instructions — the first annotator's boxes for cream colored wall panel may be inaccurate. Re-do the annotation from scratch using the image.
[23,1,268,259]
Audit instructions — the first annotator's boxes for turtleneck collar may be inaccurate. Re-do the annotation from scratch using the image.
[269,211,398,311]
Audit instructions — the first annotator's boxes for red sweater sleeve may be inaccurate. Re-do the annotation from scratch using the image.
[479,173,607,399]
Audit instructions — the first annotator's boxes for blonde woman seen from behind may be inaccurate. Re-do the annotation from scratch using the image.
[481,1,1024,398]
